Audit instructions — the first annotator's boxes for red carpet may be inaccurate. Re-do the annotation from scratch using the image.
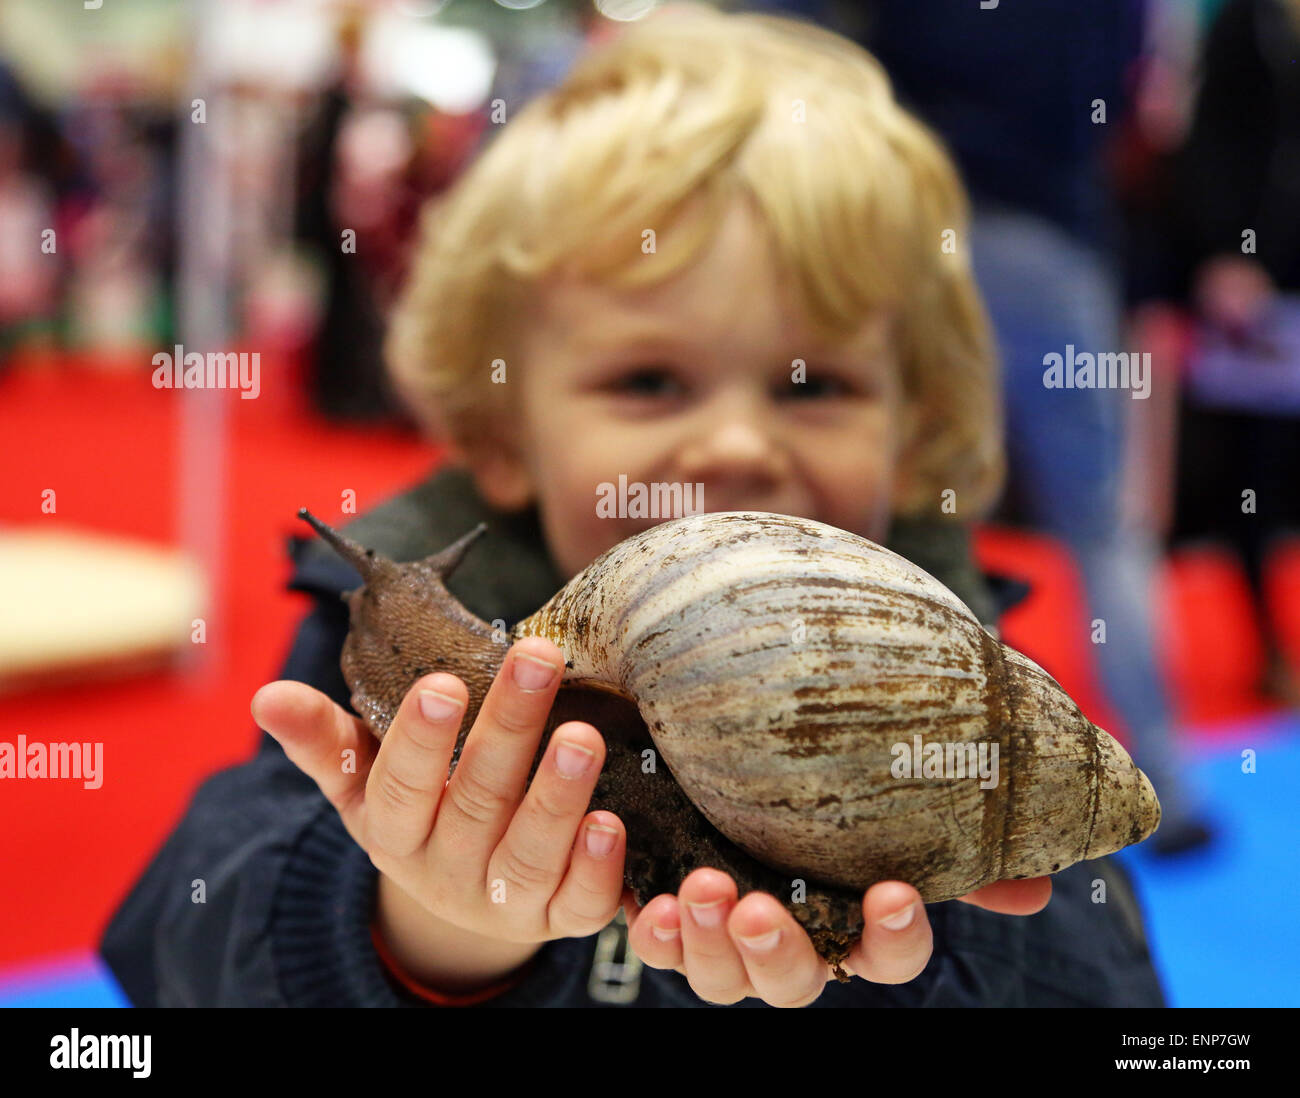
[0,355,1296,970]
[0,355,440,968]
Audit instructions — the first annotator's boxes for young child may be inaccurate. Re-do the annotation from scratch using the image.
[100,5,1165,1007]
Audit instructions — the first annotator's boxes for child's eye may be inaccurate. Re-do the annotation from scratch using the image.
[780,372,852,400]
[609,368,684,398]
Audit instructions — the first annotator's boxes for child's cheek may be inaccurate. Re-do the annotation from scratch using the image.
[537,477,633,583]
[828,450,895,542]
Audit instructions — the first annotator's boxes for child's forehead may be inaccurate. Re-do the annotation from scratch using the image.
[529,271,893,357]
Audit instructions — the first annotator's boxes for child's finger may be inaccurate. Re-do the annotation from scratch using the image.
[548,808,627,936]
[430,638,566,878]
[363,673,466,860]
[251,681,376,838]
[624,894,685,972]
[677,868,750,1005]
[726,892,828,1008]
[844,881,934,985]
[485,720,615,924]
[957,876,1052,915]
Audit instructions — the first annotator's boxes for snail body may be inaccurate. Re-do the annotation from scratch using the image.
[298,508,1160,936]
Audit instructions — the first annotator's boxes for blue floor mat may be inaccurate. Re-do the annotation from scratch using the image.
[1117,711,1300,1007]
[0,953,129,1008]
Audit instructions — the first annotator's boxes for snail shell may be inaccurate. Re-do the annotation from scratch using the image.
[298,508,1160,906]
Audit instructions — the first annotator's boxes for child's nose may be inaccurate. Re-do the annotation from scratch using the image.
[678,410,787,487]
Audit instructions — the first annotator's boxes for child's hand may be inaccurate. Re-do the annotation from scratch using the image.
[623,870,1052,1008]
[250,637,627,967]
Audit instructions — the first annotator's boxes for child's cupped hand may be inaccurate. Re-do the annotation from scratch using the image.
[251,634,1052,1007]
[623,870,1051,1008]
[250,636,628,953]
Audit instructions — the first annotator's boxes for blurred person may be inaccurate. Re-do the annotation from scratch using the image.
[1165,0,1300,706]
[293,5,577,424]
[0,65,59,361]
[58,90,175,355]
[0,116,56,356]
[755,0,1216,854]
[100,7,1164,1008]
[293,7,425,424]
[293,6,400,422]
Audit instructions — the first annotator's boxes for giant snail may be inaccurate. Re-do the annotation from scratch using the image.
[297,508,1160,978]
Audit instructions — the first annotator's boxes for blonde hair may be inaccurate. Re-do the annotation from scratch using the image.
[387,3,1004,520]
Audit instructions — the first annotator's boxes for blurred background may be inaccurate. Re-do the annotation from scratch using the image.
[0,0,1297,1007]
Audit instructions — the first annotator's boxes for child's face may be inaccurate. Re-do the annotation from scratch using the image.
[472,196,916,581]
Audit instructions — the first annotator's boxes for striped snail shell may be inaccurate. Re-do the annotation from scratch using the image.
[298,508,1160,908]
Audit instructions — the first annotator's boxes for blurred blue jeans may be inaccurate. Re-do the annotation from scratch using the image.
[970,203,1200,829]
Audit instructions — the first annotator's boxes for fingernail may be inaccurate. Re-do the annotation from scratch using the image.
[686,898,726,928]
[651,924,680,942]
[736,927,782,952]
[584,822,618,857]
[878,902,916,931]
[556,740,595,778]
[419,689,463,722]
[512,650,559,691]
